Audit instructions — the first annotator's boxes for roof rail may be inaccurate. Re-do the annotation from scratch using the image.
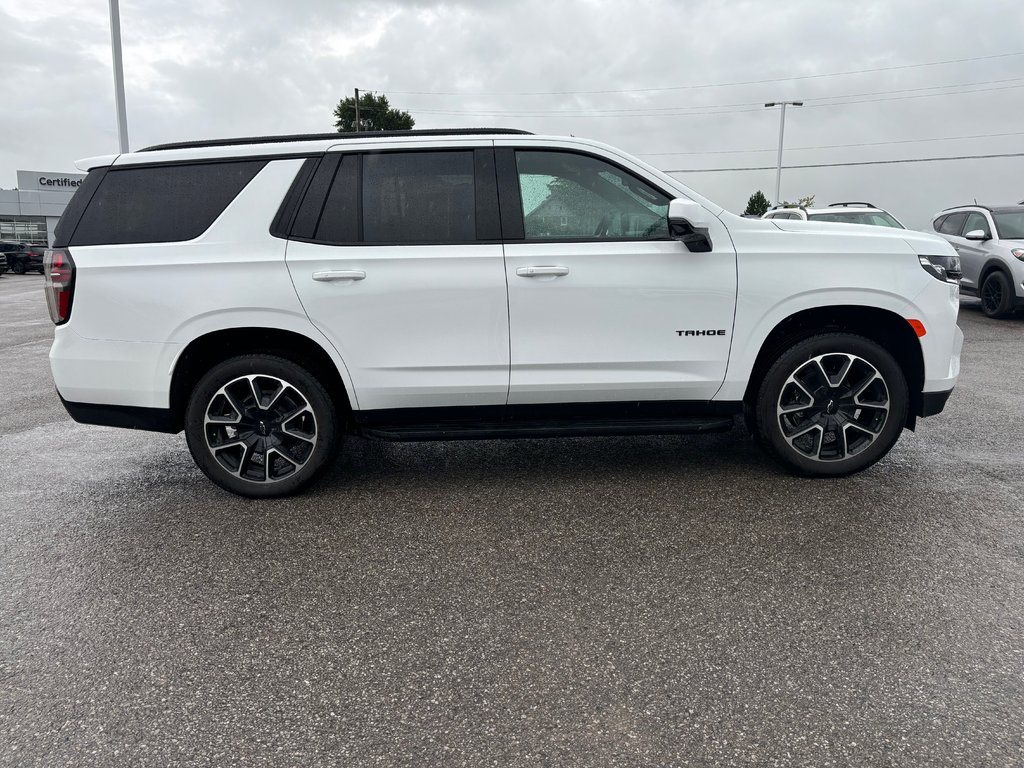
[940,203,992,212]
[828,201,876,208]
[769,204,806,211]
[140,128,533,152]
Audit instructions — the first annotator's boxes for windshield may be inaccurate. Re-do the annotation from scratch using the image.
[993,211,1024,239]
[809,211,904,228]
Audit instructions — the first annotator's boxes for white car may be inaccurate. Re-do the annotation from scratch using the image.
[45,129,963,497]
[763,202,906,228]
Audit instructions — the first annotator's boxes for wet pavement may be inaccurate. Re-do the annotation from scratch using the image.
[1,273,1022,767]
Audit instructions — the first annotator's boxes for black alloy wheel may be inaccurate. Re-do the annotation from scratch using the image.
[980,271,1014,319]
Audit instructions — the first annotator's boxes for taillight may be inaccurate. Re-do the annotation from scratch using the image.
[44,248,75,325]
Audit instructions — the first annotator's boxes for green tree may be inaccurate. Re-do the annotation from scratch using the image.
[743,190,770,216]
[333,92,415,132]
[781,194,815,208]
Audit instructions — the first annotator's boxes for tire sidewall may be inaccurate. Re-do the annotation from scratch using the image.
[981,271,1013,318]
[184,355,339,498]
[756,334,909,477]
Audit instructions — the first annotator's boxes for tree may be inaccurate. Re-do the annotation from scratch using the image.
[333,92,415,132]
[743,190,770,217]
[781,194,815,208]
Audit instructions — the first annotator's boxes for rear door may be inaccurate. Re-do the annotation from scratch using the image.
[495,143,737,405]
[936,212,972,288]
[285,145,510,411]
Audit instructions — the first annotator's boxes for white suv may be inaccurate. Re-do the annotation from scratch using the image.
[763,202,906,229]
[45,129,963,497]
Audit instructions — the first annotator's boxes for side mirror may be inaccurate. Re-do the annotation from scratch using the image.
[667,198,713,253]
[964,229,989,241]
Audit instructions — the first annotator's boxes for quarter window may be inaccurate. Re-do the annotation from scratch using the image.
[69,161,266,246]
[362,151,475,243]
[515,151,670,241]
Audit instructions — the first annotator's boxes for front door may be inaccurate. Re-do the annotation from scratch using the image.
[496,147,737,405]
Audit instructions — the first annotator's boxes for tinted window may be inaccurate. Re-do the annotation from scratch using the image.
[938,212,968,236]
[362,152,475,243]
[70,160,266,246]
[516,151,669,241]
[810,211,903,228]
[962,212,991,238]
[315,155,359,243]
[932,215,946,233]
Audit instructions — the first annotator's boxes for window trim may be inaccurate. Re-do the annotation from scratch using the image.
[495,147,676,244]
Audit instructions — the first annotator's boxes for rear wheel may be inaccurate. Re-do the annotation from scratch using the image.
[184,355,340,498]
[980,271,1014,318]
[10,259,25,274]
[754,333,908,477]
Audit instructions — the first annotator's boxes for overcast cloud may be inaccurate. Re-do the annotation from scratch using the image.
[2,0,1023,227]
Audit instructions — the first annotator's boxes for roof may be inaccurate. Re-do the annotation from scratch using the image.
[140,128,532,152]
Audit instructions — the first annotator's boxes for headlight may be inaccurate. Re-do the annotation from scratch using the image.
[919,254,960,282]
[1011,248,1024,260]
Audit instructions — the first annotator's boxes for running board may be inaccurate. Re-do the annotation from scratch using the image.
[359,417,735,442]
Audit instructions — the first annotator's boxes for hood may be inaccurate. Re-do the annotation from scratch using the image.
[765,217,956,256]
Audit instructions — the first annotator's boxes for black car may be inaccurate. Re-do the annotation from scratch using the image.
[1,242,46,274]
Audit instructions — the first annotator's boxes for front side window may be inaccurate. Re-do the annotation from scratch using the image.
[515,151,669,241]
[362,151,475,243]
[962,212,991,238]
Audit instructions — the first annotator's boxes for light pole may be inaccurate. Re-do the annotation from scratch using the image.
[108,0,130,153]
[764,101,802,206]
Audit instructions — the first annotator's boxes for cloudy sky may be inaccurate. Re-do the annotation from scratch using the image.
[2,0,1023,228]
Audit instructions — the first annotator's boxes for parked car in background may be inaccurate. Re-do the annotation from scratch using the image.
[1,242,46,274]
[931,204,1024,318]
[763,202,906,229]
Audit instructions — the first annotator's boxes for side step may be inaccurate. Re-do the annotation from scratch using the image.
[360,417,735,442]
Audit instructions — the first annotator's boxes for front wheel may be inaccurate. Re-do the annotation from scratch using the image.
[753,334,909,477]
[10,259,25,274]
[980,271,1014,318]
[184,355,340,498]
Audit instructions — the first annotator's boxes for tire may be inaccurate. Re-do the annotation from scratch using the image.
[184,355,340,498]
[753,333,909,477]
[980,270,1015,319]
[10,259,25,275]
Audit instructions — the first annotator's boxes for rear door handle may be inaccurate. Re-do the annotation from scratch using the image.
[516,266,569,278]
[312,269,366,282]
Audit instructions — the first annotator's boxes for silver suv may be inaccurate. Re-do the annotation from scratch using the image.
[931,205,1024,318]
[763,202,906,228]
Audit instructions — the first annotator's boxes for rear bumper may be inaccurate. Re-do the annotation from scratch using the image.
[58,393,178,433]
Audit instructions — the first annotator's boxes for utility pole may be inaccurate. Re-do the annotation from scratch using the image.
[108,0,130,152]
[354,88,360,132]
[764,101,802,206]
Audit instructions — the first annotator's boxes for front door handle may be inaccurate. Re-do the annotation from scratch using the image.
[516,266,570,278]
[312,269,366,282]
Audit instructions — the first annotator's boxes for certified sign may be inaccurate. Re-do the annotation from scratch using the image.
[16,170,87,192]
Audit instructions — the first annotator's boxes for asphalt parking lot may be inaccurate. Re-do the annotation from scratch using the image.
[1,273,1022,767]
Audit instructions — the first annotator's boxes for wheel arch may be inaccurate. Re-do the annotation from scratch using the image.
[742,305,925,428]
[168,327,352,433]
[979,258,1015,287]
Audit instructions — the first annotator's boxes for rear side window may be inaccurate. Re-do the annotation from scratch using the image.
[362,151,475,243]
[69,160,266,246]
[938,212,967,236]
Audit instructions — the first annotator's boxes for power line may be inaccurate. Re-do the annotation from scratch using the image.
[382,51,1024,96]
[639,130,1024,156]
[664,151,1024,173]
[407,76,1024,116]
[406,81,1024,118]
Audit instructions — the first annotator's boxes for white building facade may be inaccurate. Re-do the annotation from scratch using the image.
[0,170,86,245]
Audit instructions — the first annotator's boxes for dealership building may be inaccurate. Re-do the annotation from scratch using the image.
[0,170,86,245]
